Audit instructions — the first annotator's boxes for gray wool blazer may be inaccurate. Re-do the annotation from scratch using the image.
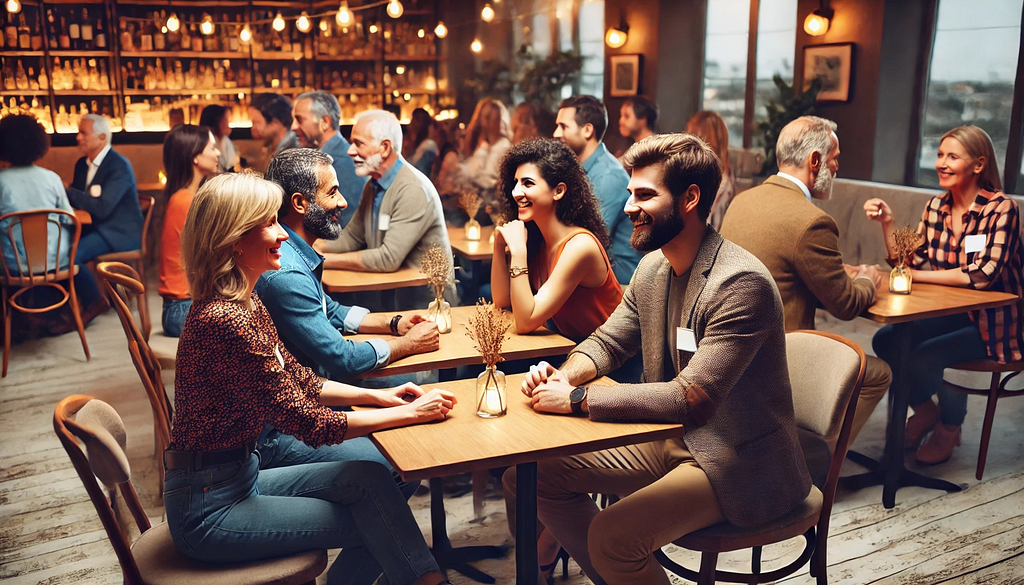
[576,228,812,527]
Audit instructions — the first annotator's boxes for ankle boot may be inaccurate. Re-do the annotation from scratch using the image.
[904,400,939,450]
[916,423,961,465]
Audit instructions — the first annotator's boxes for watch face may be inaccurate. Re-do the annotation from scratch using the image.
[570,386,586,403]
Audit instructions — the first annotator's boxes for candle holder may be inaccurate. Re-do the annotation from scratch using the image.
[427,298,453,333]
[476,365,506,417]
[889,264,912,295]
[889,226,923,295]
[465,218,482,241]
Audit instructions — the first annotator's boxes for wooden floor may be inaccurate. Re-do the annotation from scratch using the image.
[2,295,1023,584]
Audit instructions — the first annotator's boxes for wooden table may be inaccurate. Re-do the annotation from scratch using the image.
[347,305,575,379]
[321,266,429,294]
[447,225,495,303]
[844,283,1020,508]
[368,373,684,585]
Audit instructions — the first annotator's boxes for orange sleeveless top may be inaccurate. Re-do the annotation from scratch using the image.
[530,228,623,342]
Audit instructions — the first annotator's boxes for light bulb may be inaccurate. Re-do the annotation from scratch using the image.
[481,3,495,23]
[417,28,425,38]
[296,12,311,33]
[803,12,830,36]
[395,64,406,75]
[369,23,379,34]
[336,1,353,26]
[471,38,483,53]
[434,21,448,38]
[319,18,329,32]
[239,24,252,44]
[604,27,626,48]
[272,12,286,32]
[166,12,180,32]
[386,0,404,19]
[200,14,214,36]
[5,0,21,14]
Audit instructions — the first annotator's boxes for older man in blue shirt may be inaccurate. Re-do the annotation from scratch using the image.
[555,95,643,284]
[254,148,439,497]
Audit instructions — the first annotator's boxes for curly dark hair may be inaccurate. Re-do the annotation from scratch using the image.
[498,138,611,263]
[0,114,50,166]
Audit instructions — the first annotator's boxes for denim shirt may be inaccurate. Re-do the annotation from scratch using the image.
[321,132,369,229]
[0,165,75,274]
[371,157,404,232]
[255,224,390,379]
[583,143,644,283]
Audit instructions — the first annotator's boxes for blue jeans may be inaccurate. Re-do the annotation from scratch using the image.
[257,426,420,500]
[873,313,988,426]
[164,453,439,585]
[161,298,191,337]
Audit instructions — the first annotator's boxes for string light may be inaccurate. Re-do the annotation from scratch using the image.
[434,21,447,38]
[369,23,379,34]
[336,1,353,26]
[166,12,180,32]
[417,28,425,38]
[272,12,286,32]
[200,14,214,36]
[403,93,411,101]
[471,38,483,53]
[239,24,252,44]
[386,0,404,19]
[5,0,20,14]
[296,11,312,33]
[481,3,495,22]
[395,65,406,75]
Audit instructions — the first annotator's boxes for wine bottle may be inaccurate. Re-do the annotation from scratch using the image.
[153,11,166,50]
[95,14,106,49]
[81,9,94,48]
[18,14,30,50]
[46,9,58,49]
[69,12,80,50]
[38,65,48,90]
[4,13,16,49]
[30,13,42,50]
[119,17,134,51]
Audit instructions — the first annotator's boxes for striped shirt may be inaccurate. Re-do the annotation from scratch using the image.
[909,190,1023,363]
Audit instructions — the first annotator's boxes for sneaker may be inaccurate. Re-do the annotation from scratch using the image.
[905,400,938,450]
[916,423,961,465]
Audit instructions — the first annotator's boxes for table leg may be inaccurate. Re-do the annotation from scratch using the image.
[515,461,539,585]
[427,477,508,583]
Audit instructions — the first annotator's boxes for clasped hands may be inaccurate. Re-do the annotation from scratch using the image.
[374,382,457,421]
[520,361,576,415]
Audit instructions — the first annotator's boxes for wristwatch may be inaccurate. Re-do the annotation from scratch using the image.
[390,314,403,335]
[509,265,529,278]
[570,386,588,415]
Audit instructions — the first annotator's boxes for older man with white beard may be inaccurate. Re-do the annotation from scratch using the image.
[319,110,454,308]
[720,115,891,452]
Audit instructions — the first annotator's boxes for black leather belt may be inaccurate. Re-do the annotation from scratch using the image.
[163,441,257,471]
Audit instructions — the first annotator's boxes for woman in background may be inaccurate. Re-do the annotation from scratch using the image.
[158,124,220,336]
[199,104,239,172]
[511,102,556,145]
[687,110,736,230]
[461,98,513,201]
[403,108,439,177]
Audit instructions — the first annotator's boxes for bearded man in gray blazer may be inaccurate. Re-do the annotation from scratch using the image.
[504,134,811,585]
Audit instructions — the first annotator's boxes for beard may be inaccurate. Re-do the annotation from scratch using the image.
[812,164,835,200]
[353,152,384,177]
[304,198,342,240]
[629,204,685,252]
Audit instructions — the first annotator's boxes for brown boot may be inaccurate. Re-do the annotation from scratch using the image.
[905,400,938,450]
[916,423,961,465]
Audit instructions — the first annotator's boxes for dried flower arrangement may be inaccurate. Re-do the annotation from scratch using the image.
[466,299,512,368]
[460,191,483,221]
[419,243,453,300]
[891,226,924,267]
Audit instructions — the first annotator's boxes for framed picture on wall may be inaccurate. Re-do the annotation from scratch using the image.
[802,43,854,102]
[609,54,642,97]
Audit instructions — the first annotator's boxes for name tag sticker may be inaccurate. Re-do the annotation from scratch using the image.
[275,345,285,369]
[677,327,698,353]
[89,184,102,198]
[378,213,391,231]
[965,234,986,254]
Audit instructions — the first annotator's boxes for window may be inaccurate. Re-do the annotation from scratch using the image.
[577,0,604,98]
[918,0,1023,187]
[753,0,798,147]
[702,0,750,147]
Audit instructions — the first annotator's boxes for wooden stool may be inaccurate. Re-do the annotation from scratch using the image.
[943,359,1024,480]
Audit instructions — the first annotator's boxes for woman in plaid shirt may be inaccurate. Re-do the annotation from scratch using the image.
[864,125,1023,465]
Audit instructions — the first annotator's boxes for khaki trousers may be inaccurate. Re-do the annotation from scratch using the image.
[503,439,724,585]
[826,355,891,451]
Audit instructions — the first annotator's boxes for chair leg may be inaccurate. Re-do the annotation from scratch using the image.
[698,552,718,585]
[751,545,762,575]
[67,277,91,362]
[813,526,828,584]
[2,291,10,377]
[135,260,151,341]
[976,373,1001,481]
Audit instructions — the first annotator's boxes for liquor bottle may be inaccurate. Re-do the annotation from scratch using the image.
[227,26,239,53]
[0,13,6,50]
[179,21,190,52]
[28,66,39,90]
[4,13,16,49]
[15,60,28,90]
[119,18,134,51]
[190,21,202,52]
[18,14,30,49]
[124,61,136,89]
[81,9,94,48]
[140,12,154,52]
[153,11,166,50]
[46,10,58,49]
[98,60,109,90]
[38,65,48,90]
[30,13,43,50]
[95,14,106,49]
[1,61,13,90]
[69,12,80,50]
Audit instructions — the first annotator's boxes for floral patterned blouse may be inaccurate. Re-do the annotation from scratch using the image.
[170,293,348,452]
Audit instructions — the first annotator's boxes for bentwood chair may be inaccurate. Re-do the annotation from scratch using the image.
[54,395,328,585]
[943,359,1024,479]
[656,330,865,585]
[1,209,90,377]
[95,196,154,340]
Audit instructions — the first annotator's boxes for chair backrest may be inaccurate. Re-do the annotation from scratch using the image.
[54,395,151,585]
[786,330,865,533]
[0,209,81,283]
[139,196,154,255]
[96,261,173,453]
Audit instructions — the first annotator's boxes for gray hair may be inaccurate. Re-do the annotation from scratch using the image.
[296,91,341,131]
[775,115,837,168]
[82,114,112,145]
[354,109,403,154]
[265,148,335,219]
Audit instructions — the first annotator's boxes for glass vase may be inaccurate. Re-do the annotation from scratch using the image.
[476,365,507,418]
[465,218,482,241]
[426,298,452,333]
[889,264,912,295]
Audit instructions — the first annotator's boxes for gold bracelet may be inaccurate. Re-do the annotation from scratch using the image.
[509,266,529,278]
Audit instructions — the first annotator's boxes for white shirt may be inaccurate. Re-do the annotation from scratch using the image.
[86,144,112,187]
[776,172,812,202]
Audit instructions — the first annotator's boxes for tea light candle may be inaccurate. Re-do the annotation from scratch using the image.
[891,274,911,294]
[466,224,482,241]
[483,387,502,414]
[489,232,495,244]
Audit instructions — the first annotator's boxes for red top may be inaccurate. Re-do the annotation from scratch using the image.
[530,228,623,342]
[171,293,347,451]
[158,188,193,299]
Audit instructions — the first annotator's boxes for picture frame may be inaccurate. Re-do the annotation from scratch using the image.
[802,43,854,102]
[609,54,642,97]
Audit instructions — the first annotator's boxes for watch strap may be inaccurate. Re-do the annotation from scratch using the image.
[570,386,587,415]
[390,314,403,335]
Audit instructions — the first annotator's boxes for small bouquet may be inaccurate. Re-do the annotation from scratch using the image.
[419,244,454,332]
[460,191,483,240]
[889,226,923,294]
[466,300,512,417]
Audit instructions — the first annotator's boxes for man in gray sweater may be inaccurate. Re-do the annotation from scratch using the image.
[503,134,810,584]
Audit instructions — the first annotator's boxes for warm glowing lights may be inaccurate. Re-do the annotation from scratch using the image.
[803,11,831,36]
[272,12,286,32]
[368,23,379,34]
[481,3,495,22]
[336,1,353,26]
[158,170,167,185]
[417,28,425,38]
[471,38,483,53]
[386,0,404,19]
[434,21,448,38]
[320,18,329,32]
[166,12,180,32]
[403,93,411,101]
[239,24,252,44]
[395,64,406,75]
[604,27,627,48]
[296,12,312,33]
[200,14,214,36]
[5,0,21,14]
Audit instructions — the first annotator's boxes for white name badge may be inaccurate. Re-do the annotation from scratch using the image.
[677,327,698,353]
[378,213,391,231]
[965,234,986,254]
[89,184,102,198]
[275,345,285,369]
